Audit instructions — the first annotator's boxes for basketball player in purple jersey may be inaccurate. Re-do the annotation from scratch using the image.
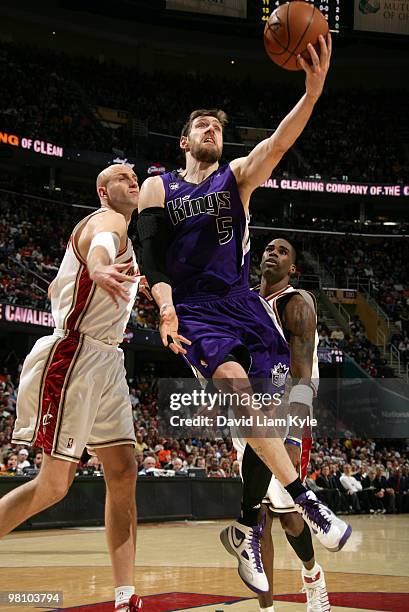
[138,34,350,593]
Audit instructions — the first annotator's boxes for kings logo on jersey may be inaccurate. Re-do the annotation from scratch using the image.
[271,362,289,387]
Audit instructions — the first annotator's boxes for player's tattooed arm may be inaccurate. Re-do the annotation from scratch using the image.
[283,294,316,383]
[231,34,331,207]
[283,295,316,453]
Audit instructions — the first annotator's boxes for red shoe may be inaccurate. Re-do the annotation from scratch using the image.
[115,594,143,611]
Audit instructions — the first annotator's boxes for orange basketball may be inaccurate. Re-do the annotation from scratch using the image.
[264,1,329,71]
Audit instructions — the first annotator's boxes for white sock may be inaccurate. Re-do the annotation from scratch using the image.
[303,561,320,577]
[115,586,135,607]
[260,606,275,612]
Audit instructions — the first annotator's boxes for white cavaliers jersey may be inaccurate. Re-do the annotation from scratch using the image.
[265,285,319,391]
[50,208,140,344]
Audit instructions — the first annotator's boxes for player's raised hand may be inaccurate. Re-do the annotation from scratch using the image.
[90,262,137,309]
[298,33,332,101]
[159,304,191,355]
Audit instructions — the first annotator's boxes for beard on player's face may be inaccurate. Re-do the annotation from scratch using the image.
[189,140,222,164]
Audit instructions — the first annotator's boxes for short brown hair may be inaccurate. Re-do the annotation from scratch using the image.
[181,109,228,137]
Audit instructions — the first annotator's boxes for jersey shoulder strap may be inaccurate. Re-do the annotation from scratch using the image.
[296,289,317,318]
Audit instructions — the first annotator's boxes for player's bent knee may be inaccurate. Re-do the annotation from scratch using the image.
[279,511,304,537]
[35,475,72,504]
[213,361,248,381]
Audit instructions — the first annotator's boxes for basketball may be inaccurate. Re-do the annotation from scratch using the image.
[264,1,329,71]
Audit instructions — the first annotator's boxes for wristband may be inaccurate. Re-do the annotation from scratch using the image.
[289,384,314,408]
[285,437,301,448]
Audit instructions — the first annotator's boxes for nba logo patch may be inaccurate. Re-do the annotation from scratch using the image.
[169,182,179,191]
[271,362,289,387]
[67,438,74,449]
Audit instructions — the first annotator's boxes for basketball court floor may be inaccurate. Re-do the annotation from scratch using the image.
[1,515,408,612]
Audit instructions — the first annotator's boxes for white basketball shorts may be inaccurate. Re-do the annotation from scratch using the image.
[12,329,136,462]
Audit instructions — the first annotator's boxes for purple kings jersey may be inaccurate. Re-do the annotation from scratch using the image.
[161,164,250,302]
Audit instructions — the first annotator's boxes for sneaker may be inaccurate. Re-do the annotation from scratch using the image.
[115,594,143,611]
[220,520,269,593]
[295,490,352,552]
[302,564,331,611]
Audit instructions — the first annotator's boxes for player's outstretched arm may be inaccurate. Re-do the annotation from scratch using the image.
[231,33,332,207]
[80,210,137,308]
[282,294,316,470]
[137,176,191,355]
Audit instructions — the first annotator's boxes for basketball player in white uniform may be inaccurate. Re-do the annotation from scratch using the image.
[0,164,143,612]
[235,238,330,612]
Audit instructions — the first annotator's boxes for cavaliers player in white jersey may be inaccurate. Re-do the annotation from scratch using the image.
[0,165,143,611]
[257,238,330,612]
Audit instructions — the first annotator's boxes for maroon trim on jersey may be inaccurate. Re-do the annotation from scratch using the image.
[70,234,87,265]
[264,284,292,302]
[301,437,312,482]
[65,266,94,331]
[34,333,84,456]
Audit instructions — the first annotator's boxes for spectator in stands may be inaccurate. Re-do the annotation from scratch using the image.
[31,450,42,472]
[373,466,396,513]
[172,458,187,474]
[315,464,342,513]
[362,468,387,513]
[135,431,148,454]
[195,457,206,469]
[207,459,226,478]
[16,448,31,472]
[1,452,18,474]
[330,327,345,342]
[340,464,363,513]
[138,456,156,476]
[231,460,241,478]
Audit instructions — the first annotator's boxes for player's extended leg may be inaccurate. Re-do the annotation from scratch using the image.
[213,361,302,486]
[97,444,141,611]
[0,454,77,537]
[258,507,275,612]
[216,361,350,593]
[280,512,331,612]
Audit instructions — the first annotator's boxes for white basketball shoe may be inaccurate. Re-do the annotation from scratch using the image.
[220,520,268,593]
[302,564,331,611]
[294,490,352,552]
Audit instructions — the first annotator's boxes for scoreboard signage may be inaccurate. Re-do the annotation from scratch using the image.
[260,0,342,33]
[261,177,409,197]
[0,304,54,328]
[166,0,247,18]
[354,0,409,36]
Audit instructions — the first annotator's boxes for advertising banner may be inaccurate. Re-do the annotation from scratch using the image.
[166,0,247,18]
[354,0,409,35]
[0,304,54,328]
[324,288,358,304]
[261,177,409,197]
